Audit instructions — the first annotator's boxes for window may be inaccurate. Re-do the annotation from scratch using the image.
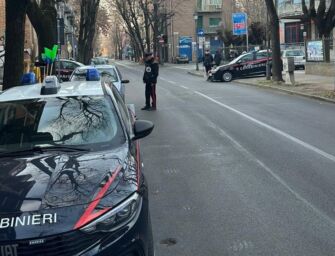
[240,54,254,63]
[0,97,125,151]
[209,18,221,27]
[61,61,77,70]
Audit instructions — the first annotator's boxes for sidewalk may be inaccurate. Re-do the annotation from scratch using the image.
[188,69,335,103]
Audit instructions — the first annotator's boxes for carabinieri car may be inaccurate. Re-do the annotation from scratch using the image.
[209,51,272,82]
[0,69,154,256]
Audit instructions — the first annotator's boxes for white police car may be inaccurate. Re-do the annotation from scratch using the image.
[0,68,155,256]
[70,65,129,101]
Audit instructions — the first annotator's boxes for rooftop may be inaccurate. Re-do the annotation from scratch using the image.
[0,81,104,102]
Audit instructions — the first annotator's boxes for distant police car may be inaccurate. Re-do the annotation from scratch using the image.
[71,65,129,101]
[209,51,272,82]
[0,69,154,256]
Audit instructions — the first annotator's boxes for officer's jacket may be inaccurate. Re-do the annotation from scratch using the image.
[143,61,159,84]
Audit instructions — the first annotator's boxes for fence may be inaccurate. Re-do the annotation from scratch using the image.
[281,37,335,62]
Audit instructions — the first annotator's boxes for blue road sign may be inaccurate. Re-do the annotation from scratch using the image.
[232,13,247,35]
[197,28,205,37]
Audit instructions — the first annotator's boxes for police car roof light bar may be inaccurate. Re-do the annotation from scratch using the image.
[41,76,61,95]
[86,68,100,81]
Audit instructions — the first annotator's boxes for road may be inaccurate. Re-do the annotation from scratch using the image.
[116,60,335,256]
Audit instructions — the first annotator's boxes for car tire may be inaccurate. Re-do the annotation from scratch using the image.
[222,71,233,82]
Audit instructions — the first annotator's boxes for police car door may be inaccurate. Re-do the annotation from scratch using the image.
[254,52,268,75]
[235,53,255,77]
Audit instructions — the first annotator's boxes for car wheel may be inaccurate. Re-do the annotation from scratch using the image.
[222,71,233,82]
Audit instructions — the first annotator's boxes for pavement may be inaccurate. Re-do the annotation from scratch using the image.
[188,68,335,103]
[116,60,335,256]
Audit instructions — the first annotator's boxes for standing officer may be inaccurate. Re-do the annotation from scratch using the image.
[203,49,213,78]
[142,52,159,111]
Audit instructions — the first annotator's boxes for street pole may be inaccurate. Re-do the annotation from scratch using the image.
[266,11,271,80]
[194,14,199,71]
[57,2,62,81]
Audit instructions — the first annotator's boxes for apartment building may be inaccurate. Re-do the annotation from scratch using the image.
[277,0,333,44]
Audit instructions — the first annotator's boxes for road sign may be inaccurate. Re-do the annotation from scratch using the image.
[232,12,247,35]
[197,28,205,37]
[159,39,164,44]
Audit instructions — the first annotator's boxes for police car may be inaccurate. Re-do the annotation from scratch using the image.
[71,65,129,101]
[0,69,154,256]
[209,51,272,82]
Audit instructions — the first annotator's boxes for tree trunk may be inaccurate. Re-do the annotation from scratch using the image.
[3,0,29,90]
[27,0,57,57]
[265,0,283,82]
[77,0,100,64]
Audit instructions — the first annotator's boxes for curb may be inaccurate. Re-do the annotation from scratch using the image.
[187,71,204,77]
[235,80,335,104]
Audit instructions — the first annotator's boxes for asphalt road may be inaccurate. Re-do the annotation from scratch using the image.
[116,60,335,256]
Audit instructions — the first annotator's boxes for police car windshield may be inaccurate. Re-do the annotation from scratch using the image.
[96,68,118,82]
[0,96,125,152]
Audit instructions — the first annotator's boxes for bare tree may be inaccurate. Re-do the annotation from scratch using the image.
[302,0,335,62]
[77,0,101,64]
[265,0,283,82]
[26,0,57,56]
[3,0,29,90]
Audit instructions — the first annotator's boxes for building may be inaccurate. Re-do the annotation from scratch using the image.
[166,0,234,62]
[276,0,333,45]
[0,0,38,71]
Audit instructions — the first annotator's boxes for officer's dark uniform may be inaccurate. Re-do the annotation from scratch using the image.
[142,55,159,110]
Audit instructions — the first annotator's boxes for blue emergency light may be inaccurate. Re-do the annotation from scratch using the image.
[21,72,36,85]
[86,68,100,81]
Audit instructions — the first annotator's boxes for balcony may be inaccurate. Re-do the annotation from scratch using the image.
[203,26,221,34]
[197,5,222,13]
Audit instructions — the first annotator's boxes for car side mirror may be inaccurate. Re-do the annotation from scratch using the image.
[133,120,154,140]
[122,79,130,84]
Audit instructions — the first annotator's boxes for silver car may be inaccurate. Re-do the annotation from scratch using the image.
[281,49,306,70]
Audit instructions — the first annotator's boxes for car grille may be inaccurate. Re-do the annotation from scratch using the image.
[0,230,104,256]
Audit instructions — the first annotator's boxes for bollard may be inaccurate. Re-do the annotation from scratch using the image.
[283,57,295,86]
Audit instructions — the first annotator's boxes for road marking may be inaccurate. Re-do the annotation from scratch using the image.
[179,85,189,89]
[194,90,335,163]
[159,77,176,84]
[197,112,335,227]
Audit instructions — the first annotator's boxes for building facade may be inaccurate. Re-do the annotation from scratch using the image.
[276,0,333,45]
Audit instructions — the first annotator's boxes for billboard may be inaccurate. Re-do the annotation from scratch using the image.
[232,13,247,35]
[306,40,324,62]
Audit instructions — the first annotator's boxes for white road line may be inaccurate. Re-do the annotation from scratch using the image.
[179,85,189,89]
[194,90,335,163]
[197,112,335,227]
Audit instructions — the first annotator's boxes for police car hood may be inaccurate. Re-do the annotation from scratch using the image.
[0,146,138,239]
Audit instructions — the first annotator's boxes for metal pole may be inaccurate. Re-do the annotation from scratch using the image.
[195,20,199,71]
[57,4,61,81]
[266,11,271,80]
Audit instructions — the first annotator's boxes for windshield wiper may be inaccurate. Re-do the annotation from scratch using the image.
[0,146,89,158]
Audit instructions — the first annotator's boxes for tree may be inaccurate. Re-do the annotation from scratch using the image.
[265,0,283,82]
[26,0,57,56]
[302,0,335,62]
[3,0,29,90]
[77,0,101,64]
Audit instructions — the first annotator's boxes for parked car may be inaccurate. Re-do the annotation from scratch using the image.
[209,51,272,82]
[91,57,109,65]
[0,70,154,256]
[175,54,190,64]
[57,59,84,81]
[281,49,306,69]
[70,65,129,100]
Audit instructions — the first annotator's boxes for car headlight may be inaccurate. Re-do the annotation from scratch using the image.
[80,193,142,233]
[212,67,220,73]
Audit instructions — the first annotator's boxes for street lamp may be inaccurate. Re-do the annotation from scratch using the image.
[193,13,199,71]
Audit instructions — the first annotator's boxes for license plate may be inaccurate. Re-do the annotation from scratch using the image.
[0,244,18,256]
